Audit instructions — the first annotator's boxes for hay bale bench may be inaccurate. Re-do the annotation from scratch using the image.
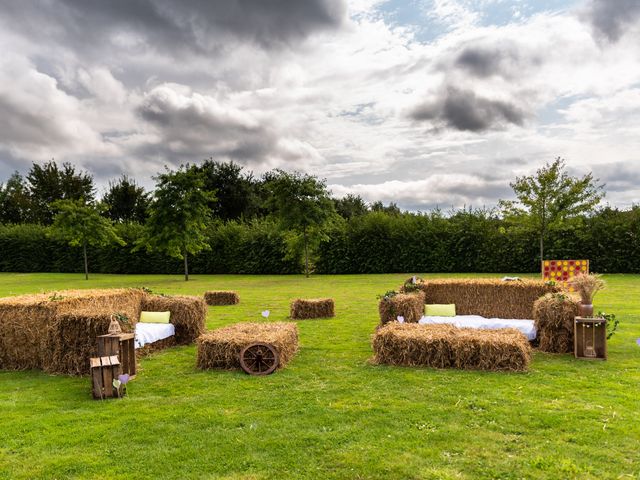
[533,293,581,353]
[290,298,335,319]
[0,289,206,375]
[378,292,425,325]
[196,322,298,373]
[372,323,531,371]
[204,291,240,306]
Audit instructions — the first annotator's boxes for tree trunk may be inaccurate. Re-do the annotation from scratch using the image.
[539,234,544,264]
[83,242,89,280]
[303,226,309,278]
[184,250,189,281]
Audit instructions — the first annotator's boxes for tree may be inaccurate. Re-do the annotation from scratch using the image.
[264,170,334,277]
[499,158,604,262]
[102,175,150,223]
[334,194,368,219]
[27,160,95,224]
[50,200,125,280]
[371,201,401,215]
[194,159,259,220]
[139,165,215,281]
[0,172,31,224]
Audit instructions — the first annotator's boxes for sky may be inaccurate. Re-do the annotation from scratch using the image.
[0,0,639,211]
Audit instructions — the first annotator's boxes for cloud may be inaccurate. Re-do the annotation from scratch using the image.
[409,87,527,132]
[585,0,640,42]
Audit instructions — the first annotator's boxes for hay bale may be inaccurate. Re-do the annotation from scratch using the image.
[136,336,177,358]
[141,295,206,345]
[372,323,531,372]
[0,289,143,372]
[533,293,580,353]
[378,292,425,325]
[290,298,335,319]
[204,291,240,306]
[406,279,559,319]
[197,322,298,370]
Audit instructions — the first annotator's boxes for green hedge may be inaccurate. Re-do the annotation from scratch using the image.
[1,207,638,274]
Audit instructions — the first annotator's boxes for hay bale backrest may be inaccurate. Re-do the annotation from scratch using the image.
[140,295,206,345]
[412,279,559,319]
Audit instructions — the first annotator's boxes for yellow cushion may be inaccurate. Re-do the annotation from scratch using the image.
[424,304,456,317]
[139,311,171,324]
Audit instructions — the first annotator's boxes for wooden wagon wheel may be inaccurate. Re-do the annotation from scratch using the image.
[239,343,279,376]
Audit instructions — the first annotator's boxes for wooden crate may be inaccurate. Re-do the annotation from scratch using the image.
[90,355,122,399]
[98,333,136,377]
[574,317,607,360]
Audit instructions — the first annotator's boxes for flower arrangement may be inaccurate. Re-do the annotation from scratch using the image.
[569,273,605,304]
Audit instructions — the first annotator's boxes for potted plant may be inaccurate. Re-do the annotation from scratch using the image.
[568,273,605,317]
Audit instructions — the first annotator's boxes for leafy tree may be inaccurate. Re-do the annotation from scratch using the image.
[264,170,334,277]
[50,200,125,280]
[194,160,259,220]
[499,158,604,262]
[27,160,95,224]
[138,165,216,281]
[0,172,31,224]
[334,194,368,219]
[102,175,150,223]
[371,201,401,215]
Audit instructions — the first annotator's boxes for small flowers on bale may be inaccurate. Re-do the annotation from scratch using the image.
[372,322,531,372]
[204,291,240,306]
[196,322,299,371]
[290,298,335,319]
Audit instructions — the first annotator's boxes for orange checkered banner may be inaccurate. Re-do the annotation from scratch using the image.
[542,259,589,290]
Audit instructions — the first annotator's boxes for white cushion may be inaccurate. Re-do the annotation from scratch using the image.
[418,315,537,341]
[135,322,176,348]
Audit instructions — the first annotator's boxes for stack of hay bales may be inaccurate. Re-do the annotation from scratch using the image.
[372,323,531,372]
[533,293,581,353]
[204,291,240,306]
[141,294,207,345]
[196,322,298,370]
[405,278,559,319]
[378,292,425,325]
[290,298,335,319]
[0,289,143,374]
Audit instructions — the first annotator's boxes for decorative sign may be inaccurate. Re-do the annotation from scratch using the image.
[542,259,589,291]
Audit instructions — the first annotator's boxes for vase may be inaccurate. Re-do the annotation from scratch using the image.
[579,303,594,317]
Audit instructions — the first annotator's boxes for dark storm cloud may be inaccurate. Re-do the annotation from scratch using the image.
[586,0,640,42]
[409,87,526,132]
[1,0,346,54]
[454,44,536,79]
[594,162,640,192]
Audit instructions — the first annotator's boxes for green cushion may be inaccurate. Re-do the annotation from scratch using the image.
[139,311,171,324]
[424,304,456,317]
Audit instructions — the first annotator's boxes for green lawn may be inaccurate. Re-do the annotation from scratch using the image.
[0,273,639,480]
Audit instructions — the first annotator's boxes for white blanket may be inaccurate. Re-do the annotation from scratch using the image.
[418,315,537,341]
[135,322,175,348]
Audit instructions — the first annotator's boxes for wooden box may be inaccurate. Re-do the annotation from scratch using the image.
[98,333,136,377]
[90,355,122,399]
[574,317,607,360]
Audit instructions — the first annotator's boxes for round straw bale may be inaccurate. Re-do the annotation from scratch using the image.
[290,298,335,319]
[204,291,240,306]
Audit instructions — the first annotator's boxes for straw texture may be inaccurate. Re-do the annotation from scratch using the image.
[533,293,581,353]
[204,291,240,306]
[141,295,206,345]
[378,292,425,325]
[290,298,335,319]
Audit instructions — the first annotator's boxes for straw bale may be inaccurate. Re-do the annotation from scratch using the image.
[137,336,177,358]
[197,322,298,370]
[533,293,580,353]
[0,288,143,372]
[372,323,531,372]
[204,291,240,306]
[378,292,425,325]
[140,295,206,345]
[290,298,335,319]
[406,279,559,319]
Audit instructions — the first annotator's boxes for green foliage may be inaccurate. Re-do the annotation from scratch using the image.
[500,158,605,261]
[139,165,216,280]
[0,172,31,224]
[102,175,149,223]
[26,160,95,224]
[597,311,619,339]
[376,290,398,300]
[334,194,368,219]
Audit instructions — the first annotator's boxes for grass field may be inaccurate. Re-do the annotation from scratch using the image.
[0,272,639,480]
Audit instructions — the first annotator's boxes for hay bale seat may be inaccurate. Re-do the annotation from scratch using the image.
[197,322,298,371]
[378,292,425,325]
[0,289,143,374]
[533,293,581,353]
[204,291,240,306]
[290,298,335,319]
[405,278,559,320]
[141,295,206,345]
[372,323,531,372]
